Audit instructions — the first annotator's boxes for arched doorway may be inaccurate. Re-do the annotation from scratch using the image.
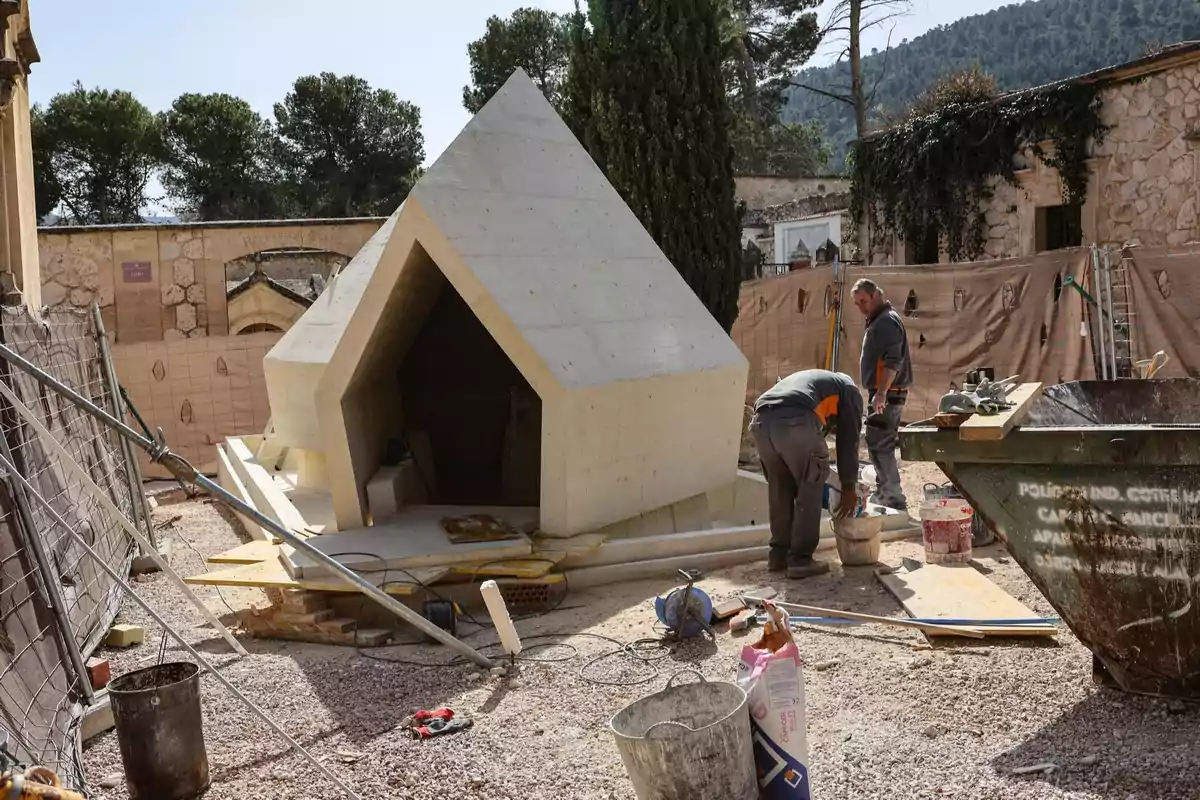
[237,322,284,335]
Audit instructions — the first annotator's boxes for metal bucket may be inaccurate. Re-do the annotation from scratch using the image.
[609,669,756,800]
[109,661,210,800]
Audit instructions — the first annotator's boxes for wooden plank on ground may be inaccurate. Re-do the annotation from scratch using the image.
[185,558,449,596]
[875,562,1055,638]
[208,540,285,565]
[958,382,1044,442]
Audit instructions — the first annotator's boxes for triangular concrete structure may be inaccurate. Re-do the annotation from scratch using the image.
[264,70,748,536]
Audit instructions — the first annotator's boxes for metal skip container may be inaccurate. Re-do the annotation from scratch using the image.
[609,670,757,800]
[109,662,210,799]
[900,379,1200,700]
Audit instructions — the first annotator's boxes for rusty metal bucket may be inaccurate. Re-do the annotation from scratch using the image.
[109,662,210,799]
[900,379,1200,700]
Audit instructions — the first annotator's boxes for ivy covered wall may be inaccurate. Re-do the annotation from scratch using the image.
[852,58,1200,264]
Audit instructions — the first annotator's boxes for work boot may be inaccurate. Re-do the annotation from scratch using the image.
[786,559,831,580]
[767,548,788,573]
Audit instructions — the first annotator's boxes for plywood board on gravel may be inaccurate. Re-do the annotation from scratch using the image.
[283,505,537,578]
[208,540,286,564]
[876,563,1056,638]
[185,558,449,596]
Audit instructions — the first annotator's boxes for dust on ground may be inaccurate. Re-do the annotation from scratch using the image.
[84,481,1200,800]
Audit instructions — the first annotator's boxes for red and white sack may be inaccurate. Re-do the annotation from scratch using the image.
[736,604,811,799]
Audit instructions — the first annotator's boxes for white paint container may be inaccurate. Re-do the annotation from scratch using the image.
[480,580,522,657]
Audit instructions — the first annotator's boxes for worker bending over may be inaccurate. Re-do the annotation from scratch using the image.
[750,369,862,579]
[852,278,913,512]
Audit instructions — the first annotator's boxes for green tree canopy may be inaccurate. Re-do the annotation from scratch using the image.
[34,82,158,224]
[463,8,572,113]
[723,0,827,175]
[565,0,745,330]
[784,0,1200,171]
[892,63,998,124]
[274,73,425,218]
[157,93,283,221]
[464,1,830,177]
[30,105,61,222]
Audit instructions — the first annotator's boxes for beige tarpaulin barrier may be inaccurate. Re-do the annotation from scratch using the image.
[732,250,1096,420]
[733,265,838,401]
[1123,244,1200,378]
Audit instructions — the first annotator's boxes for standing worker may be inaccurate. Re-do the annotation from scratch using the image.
[851,278,913,512]
[750,369,862,579]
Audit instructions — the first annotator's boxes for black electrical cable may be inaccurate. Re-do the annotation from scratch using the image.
[323,551,680,687]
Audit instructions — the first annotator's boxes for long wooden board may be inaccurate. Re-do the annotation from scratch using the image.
[185,558,450,596]
[958,382,1043,442]
[208,540,286,565]
[875,562,1056,638]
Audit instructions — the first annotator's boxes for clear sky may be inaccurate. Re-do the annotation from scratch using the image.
[30,0,1018,206]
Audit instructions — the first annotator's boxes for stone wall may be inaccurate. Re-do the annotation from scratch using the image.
[38,219,383,476]
[735,175,850,211]
[1093,61,1200,248]
[39,219,382,344]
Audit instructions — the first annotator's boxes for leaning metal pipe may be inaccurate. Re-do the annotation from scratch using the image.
[1092,246,1109,381]
[0,342,495,670]
[0,449,362,800]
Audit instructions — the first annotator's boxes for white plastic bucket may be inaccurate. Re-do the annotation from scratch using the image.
[919,499,974,564]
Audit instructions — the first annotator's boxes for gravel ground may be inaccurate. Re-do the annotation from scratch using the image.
[82,470,1200,800]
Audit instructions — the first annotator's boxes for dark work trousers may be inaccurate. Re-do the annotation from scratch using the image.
[866,394,907,510]
[750,407,830,565]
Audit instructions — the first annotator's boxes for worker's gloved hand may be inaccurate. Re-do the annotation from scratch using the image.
[836,485,858,519]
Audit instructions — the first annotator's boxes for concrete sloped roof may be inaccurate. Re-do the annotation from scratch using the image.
[406,71,747,389]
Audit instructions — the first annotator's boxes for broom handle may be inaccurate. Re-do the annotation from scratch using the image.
[743,596,986,639]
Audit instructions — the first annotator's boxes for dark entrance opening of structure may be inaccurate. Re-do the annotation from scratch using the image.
[397,283,541,507]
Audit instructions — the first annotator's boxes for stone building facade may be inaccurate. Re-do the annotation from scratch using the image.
[0,2,40,304]
[872,42,1200,264]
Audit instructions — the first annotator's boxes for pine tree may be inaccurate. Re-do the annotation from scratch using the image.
[565,0,744,332]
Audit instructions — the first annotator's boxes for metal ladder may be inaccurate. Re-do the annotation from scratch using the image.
[1092,245,1137,379]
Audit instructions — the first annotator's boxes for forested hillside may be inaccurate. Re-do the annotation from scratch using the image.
[786,0,1200,171]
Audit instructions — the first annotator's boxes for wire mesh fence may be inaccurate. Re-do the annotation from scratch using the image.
[0,305,140,789]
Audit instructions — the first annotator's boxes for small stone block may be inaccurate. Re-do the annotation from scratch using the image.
[86,658,111,690]
[317,617,356,634]
[105,624,146,648]
[131,538,173,575]
[274,609,334,625]
[354,629,394,647]
[280,592,328,615]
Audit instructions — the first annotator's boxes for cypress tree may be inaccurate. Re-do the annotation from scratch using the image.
[564,0,744,332]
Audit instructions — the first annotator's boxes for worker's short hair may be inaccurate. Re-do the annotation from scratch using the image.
[852,278,883,297]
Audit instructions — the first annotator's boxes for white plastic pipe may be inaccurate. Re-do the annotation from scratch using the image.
[480,580,522,657]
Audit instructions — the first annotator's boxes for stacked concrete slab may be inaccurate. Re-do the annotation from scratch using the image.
[263,70,749,537]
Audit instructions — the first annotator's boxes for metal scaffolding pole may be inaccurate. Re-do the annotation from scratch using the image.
[0,378,246,656]
[0,385,95,704]
[0,447,361,800]
[0,341,495,670]
[91,304,156,551]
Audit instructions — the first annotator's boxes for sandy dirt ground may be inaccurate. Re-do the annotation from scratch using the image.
[81,463,1200,800]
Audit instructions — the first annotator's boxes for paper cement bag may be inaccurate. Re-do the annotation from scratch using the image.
[736,604,810,799]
